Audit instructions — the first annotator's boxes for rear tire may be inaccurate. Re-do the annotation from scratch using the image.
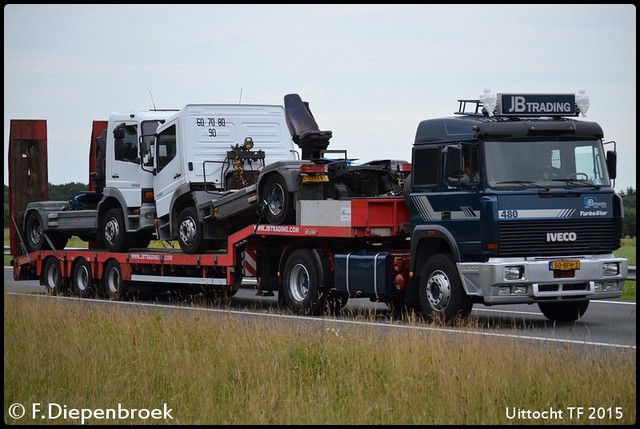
[25,211,46,252]
[538,301,589,322]
[42,257,67,295]
[102,260,129,300]
[282,249,325,315]
[72,258,94,298]
[24,212,68,251]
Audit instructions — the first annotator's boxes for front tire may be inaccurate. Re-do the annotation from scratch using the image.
[417,253,473,324]
[262,174,294,225]
[538,301,589,322]
[177,206,208,254]
[103,208,131,252]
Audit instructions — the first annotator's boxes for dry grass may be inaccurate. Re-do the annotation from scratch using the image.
[4,294,636,425]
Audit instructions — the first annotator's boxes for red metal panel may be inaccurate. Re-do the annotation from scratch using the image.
[88,120,108,191]
[8,120,48,257]
[351,198,409,233]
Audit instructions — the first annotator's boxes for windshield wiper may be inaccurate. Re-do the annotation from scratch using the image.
[495,180,550,191]
[551,178,601,190]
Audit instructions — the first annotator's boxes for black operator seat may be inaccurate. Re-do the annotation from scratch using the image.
[284,93,332,160]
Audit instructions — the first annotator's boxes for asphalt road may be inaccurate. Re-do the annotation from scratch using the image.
[4,266,636,352]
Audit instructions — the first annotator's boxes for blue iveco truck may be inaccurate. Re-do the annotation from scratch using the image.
[401,90,628,322]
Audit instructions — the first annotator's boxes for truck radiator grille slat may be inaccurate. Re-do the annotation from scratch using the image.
[499,219,617,256]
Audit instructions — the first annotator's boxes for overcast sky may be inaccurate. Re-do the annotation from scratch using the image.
[4,4,636,192]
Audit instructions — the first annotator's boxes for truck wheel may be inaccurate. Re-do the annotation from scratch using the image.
[103,208,131,252]
[417,253,473,324]
[282,249,325,315]
[72,258,94,298]
[42,257,67,295]
[538,301,589,322]
[25,211,47,252]
[102,260,129,300]
[178,206,208,254]
[263,174,294,225]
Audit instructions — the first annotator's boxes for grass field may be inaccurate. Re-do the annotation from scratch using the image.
[4,294,636,425]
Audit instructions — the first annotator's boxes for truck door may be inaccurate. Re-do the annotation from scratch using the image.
[106,122,148,208]
[153,123,184,219]
[409,144,482,258]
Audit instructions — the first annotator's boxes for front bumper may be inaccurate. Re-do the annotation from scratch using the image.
[457,254,628,305]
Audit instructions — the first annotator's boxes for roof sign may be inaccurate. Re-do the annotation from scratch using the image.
[497,93,577,117]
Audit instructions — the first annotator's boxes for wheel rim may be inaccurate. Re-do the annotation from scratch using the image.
[179,216,198,246]
[75,265,90,292]
[29,218,43,246]
[45,263,59,291]
[104,217,121,246]
[289,263,310,302]
[267,183,285,216]
[106,267,120,295]
[426,270,452,311]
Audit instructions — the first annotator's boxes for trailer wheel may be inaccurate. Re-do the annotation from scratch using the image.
[102,260,129,300]
[263,174,294,225]
[282,249,325,315]
[418,253,473,324]
[103,208,131,252]
[42,257,66,295]
[72,258,94,298]
[177,206,208,254]
[538,301,589,322]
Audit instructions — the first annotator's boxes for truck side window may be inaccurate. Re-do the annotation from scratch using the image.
[412,146,440,187]
[156,125,177,172]
[114,123,139,163]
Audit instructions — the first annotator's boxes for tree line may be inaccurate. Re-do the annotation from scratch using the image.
[3,183,637,238]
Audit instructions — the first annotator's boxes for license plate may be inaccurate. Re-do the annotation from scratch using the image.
[550,260,580,270]
[302,174,329,183]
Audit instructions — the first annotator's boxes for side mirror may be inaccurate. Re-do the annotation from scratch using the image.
[606,150,617,180]
[446,145,465,187]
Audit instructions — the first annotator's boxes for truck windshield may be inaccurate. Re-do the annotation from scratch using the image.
[484,139,610,189]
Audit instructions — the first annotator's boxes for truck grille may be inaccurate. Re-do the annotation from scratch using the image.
[499,219,618,256]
